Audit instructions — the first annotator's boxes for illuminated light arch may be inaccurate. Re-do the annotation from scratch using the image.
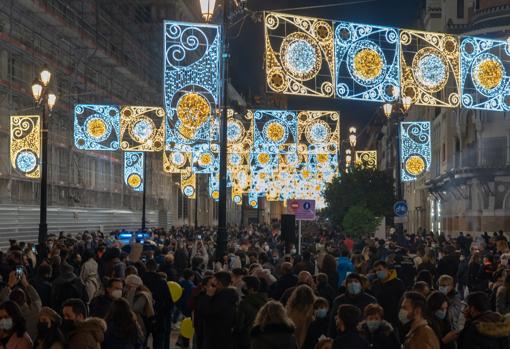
[400,121,431,182]
[10,115,41,178]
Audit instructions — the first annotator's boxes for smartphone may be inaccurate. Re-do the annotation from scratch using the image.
[15,266,23,279]
[197,234,202,240]
[141,256,147,263]
[31,246,36,253]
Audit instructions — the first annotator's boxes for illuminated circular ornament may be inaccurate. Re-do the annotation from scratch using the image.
[413,49,449,92]
[211,191,220,200]
[472,53,505,95]
[249,200,257,207]
[306,120,331,144]
[229,153,242,166]
[263,121,287,144]
[183,185,195,197]
[280,32,321,81]
[131,118,155,143]
[198,152,213,167]
[127,173,142,189]
[405,155,426,176]
[233,195,242,204]
[16,150,37,173]
[316,154,328,164]
[86,117,110,141]
[285,153,299,166]
[171,152,186,167]
[176,93,211,131]
[257,153,270,165]
[227,120,244,144]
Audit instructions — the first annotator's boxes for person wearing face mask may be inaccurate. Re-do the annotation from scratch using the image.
[328,273,376,337]
[235,276,267,349]
[437,274,463,331]
[332,304,369,349]
[458,291,510,349]
[33,307,65,349]
[399,291,440,349]
[0,301,31,349]
[61,298,106,349]
[427,291,458,349]
[89,278,124,318]
[302,298,330,349]
[371,261,405,327]
[358,304,400,349]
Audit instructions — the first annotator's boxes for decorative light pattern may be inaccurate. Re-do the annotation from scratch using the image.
[355,150,377,169]
[265,12,335,97]
[120,106,165,151]
[124,152,144,192]
[253,110,297,154]
[163,150,192,173]
[164,22,220,151]
[10,115,40,178]
[192,143,219,174]
[74,104,120,150]
[335,22,399,102]
[181,170,196,199]
[400,30,460,107]
[400,121,431,182]
[460,36,510,111]
[297,111,340,154]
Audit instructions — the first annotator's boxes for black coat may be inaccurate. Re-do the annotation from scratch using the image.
[458,311,510,349]
[302,317,328,349]
[358,320,400,349]
[236,292,268,349]
[328,292,376,337]
[316,281,337,305]
[250,324,298,349]
[203,287,239,349]
[437,254,460,282]
[370,275,405,327]
[271,273,297,300]
[332,330,370,349]
[142,271,172,317]
[89,294,113,319]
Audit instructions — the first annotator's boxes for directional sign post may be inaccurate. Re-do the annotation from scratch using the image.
[286,199,316,254]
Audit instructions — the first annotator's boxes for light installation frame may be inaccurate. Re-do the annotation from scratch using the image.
[10,115,41,179]
[400,121,431,182]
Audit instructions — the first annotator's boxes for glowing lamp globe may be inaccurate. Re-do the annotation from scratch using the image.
[47,93,57,111]
[383,103,393,118]
[40,67,51,87]
[349,134,357,148]
[31,80,43,103]
[402,96,412,112]
[199,0,216,22]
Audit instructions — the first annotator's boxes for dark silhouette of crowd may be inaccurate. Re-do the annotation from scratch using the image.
[0,225,509,349]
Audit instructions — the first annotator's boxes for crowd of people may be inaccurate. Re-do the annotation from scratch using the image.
[0,225,509,349]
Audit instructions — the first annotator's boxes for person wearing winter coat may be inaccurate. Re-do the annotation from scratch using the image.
[0,301,32,349]
[249,300,298,349]
[336,251,354,288]
[459,291,510,349]
[50,263,88,309]
[357,304,400,349]
[33,307,65,349]
[236,276,267,349]
[371,261,405,327]
[437,274,464,331]
[400,292,440,349]
[332,304,369,349]
[61,298,106,349]
[495,274,510,315]
[79,251,100,303]
[285,285,315,348]
[302,298,329,349]
[125,274,154,340]
[102,298,144,349]
[427,291,458,349]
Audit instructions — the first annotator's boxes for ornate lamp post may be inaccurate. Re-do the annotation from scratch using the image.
[31,66,56,247]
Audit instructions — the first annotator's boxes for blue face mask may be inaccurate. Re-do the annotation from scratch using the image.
[347,282,362,295]
[315,308,328,319]
[435,309,447,320]
[376,270,387,280]
[366,320,381,332]
[398,309,410,325]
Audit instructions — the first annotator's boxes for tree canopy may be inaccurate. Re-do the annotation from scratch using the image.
[322,167,395,227]
[342,205,380,238]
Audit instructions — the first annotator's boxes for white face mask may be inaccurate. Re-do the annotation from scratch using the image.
[110,290,123,299]
[0,318,13,331]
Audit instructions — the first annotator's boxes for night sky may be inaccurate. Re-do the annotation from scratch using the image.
[229,0,424,138]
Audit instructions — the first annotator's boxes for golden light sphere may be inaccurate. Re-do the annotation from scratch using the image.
[199,153,212,166]
[317,153,328,164]
[257,153,270,165]
[212,191,219,200]
[405,155,426,176]
[475,58,503,90]
[176,93,211,131]
[353,48,384,80]
[87,118,107,139]
[266,122,285,142]
[127,174,142,188]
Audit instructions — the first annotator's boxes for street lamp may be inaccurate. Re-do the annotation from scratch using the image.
[349,127,357,148]
[199,0,216,22]
[31,66,57,249]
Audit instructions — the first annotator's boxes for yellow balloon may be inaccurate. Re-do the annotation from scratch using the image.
[180,317,194,339]
[167,281,183,303]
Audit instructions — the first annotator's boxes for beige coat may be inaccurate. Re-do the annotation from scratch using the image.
[404,319,440,349]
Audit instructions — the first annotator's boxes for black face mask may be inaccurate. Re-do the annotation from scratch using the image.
[61,319,75,335]
[37,322,50,336]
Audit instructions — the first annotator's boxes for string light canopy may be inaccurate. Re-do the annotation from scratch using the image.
[199,0,216,22]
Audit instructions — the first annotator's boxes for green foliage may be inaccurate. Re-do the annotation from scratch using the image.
[322,167,395,227]
[342,205,379,238]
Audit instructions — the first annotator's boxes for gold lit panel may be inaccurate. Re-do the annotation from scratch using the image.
[10,115,40,178]
[120,106,165,151]
[355,150,377,169]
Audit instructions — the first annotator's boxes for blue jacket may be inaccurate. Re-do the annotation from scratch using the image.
[336,257,354,288]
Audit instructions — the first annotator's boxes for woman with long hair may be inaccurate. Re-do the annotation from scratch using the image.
[102,298,143,349]
[319,254,339,291]
[250,300,298,349]
[427,291,457,349]
[0,301,31,349]
[286,285,315,348]
[33,307,65,349]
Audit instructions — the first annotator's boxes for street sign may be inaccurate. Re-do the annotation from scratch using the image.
[286,199,316,220]
[393,201,408,217]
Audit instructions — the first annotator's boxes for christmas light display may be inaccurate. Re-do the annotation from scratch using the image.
[265,12,335,97]
[400,121,431,182]
[355,150,377,169]
[124,152,144,192]
[120,106,165,151]
[74,104,120,150]
[181,170,196,199]
[460,36,510,111]
[334,22,400,102]
[10,115,41,178]
[400,30,460,107]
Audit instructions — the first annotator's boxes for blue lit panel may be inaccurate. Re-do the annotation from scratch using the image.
[192,143,219,174]
[297,111,339,154]
[163,149,192,174]
[124,152,144,192]
[253,110,297,154]
[208,173,220,201]
[164,21,221,150]
[460,36,510,111]
[248,192,259,208]
[334,22,400,102]
[400,121,431,182]
[74,104,120,150]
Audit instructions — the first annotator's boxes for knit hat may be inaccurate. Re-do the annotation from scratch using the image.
[40,306,62,325]
[125,274,143,287]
